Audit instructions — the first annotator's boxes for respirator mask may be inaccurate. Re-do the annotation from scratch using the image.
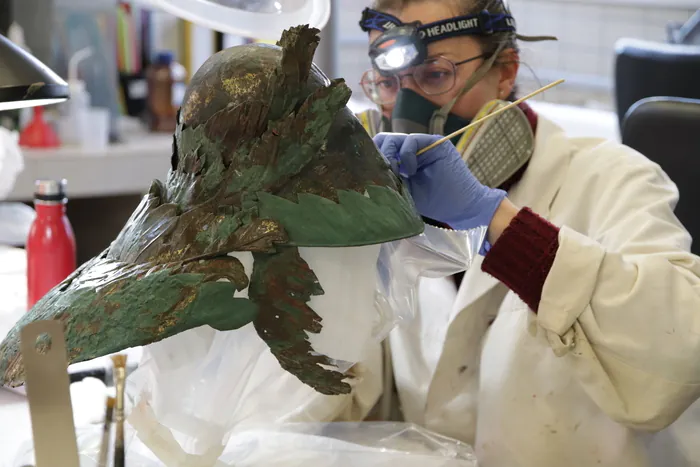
[359,4,556,188]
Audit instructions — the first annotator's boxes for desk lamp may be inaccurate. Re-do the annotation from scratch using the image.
[142,0,330,40]
[0,34,69,111]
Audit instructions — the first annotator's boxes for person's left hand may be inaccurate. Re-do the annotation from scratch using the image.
[374,132,506,233]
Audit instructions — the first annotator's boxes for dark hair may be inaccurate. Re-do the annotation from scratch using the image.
[370,0,519,100]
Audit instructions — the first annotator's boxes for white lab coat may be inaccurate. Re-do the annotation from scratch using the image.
[383,115,700,466]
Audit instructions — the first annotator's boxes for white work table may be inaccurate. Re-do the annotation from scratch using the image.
[6,133,172,201]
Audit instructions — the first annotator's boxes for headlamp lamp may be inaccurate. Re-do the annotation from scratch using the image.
[369,23,426,74]
[360,6,521,74]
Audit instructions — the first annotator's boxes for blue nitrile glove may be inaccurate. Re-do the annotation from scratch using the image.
[374,132,506,253]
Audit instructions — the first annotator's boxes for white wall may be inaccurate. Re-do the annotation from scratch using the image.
[509,0,696,109]
[333,1,697,110]
[148,6,337,80]
[150,10,182,61]
[335,1,374,102]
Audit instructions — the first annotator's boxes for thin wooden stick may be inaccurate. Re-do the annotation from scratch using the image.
[97,397,115,467]
[416,79,565,155]
[112,354,127,467]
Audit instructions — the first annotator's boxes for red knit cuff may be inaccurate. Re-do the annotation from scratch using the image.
[481,207,559,313]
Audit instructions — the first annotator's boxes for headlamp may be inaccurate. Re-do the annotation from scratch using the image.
[361,6,525,74]
[369,24,426,74]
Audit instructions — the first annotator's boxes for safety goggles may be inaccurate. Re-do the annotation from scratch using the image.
[359,54,485,106]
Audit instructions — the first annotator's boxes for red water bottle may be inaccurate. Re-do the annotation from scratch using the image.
[26,179,77,310]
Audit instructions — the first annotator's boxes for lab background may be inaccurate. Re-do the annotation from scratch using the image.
[0,0,698,463]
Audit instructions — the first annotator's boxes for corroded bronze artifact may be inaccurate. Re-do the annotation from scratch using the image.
[0,26,423,394]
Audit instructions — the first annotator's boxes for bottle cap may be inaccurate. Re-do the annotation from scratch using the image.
[68,80,86,95]
[34,179,67,202]
[155,51,174,65]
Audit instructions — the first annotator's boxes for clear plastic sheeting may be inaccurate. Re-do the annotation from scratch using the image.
[114,225,486,465]
[376,224,487,332]
[11,225,486,467]
[13,422,478,467]
[123,324,370,464]
[192,422,478,467]
[221,422,478,462]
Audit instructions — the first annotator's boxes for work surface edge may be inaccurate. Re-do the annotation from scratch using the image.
[6,133,172,201]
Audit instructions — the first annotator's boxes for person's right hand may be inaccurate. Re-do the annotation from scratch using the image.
[374,132,506,233]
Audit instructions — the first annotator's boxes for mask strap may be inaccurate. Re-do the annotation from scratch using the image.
[429,41,506,134]
[516,33,558,42]
[427,30,558,135]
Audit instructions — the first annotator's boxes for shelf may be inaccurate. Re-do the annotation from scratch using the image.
[7,133,172,201]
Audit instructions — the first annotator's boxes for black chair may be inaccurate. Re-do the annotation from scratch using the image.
[614,38,700,130]
[621,96,700,255]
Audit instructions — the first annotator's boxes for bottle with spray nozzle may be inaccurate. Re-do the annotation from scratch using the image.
[57,47,93,146]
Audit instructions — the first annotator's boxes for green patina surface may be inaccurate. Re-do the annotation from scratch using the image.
[0,256,256,385]
[257,185,423,246]
[0,25,423,392]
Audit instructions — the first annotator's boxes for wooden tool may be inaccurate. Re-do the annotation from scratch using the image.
[416,79,565,156]
[97,397,116,467]
[112,354,127,467]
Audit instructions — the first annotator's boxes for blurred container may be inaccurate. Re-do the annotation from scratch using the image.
[19,107,60,149]
[83,107,110,150]
[146,51,186,132]
[58,46,93,147]
[26,179,76,309]
[119,72,148,118]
